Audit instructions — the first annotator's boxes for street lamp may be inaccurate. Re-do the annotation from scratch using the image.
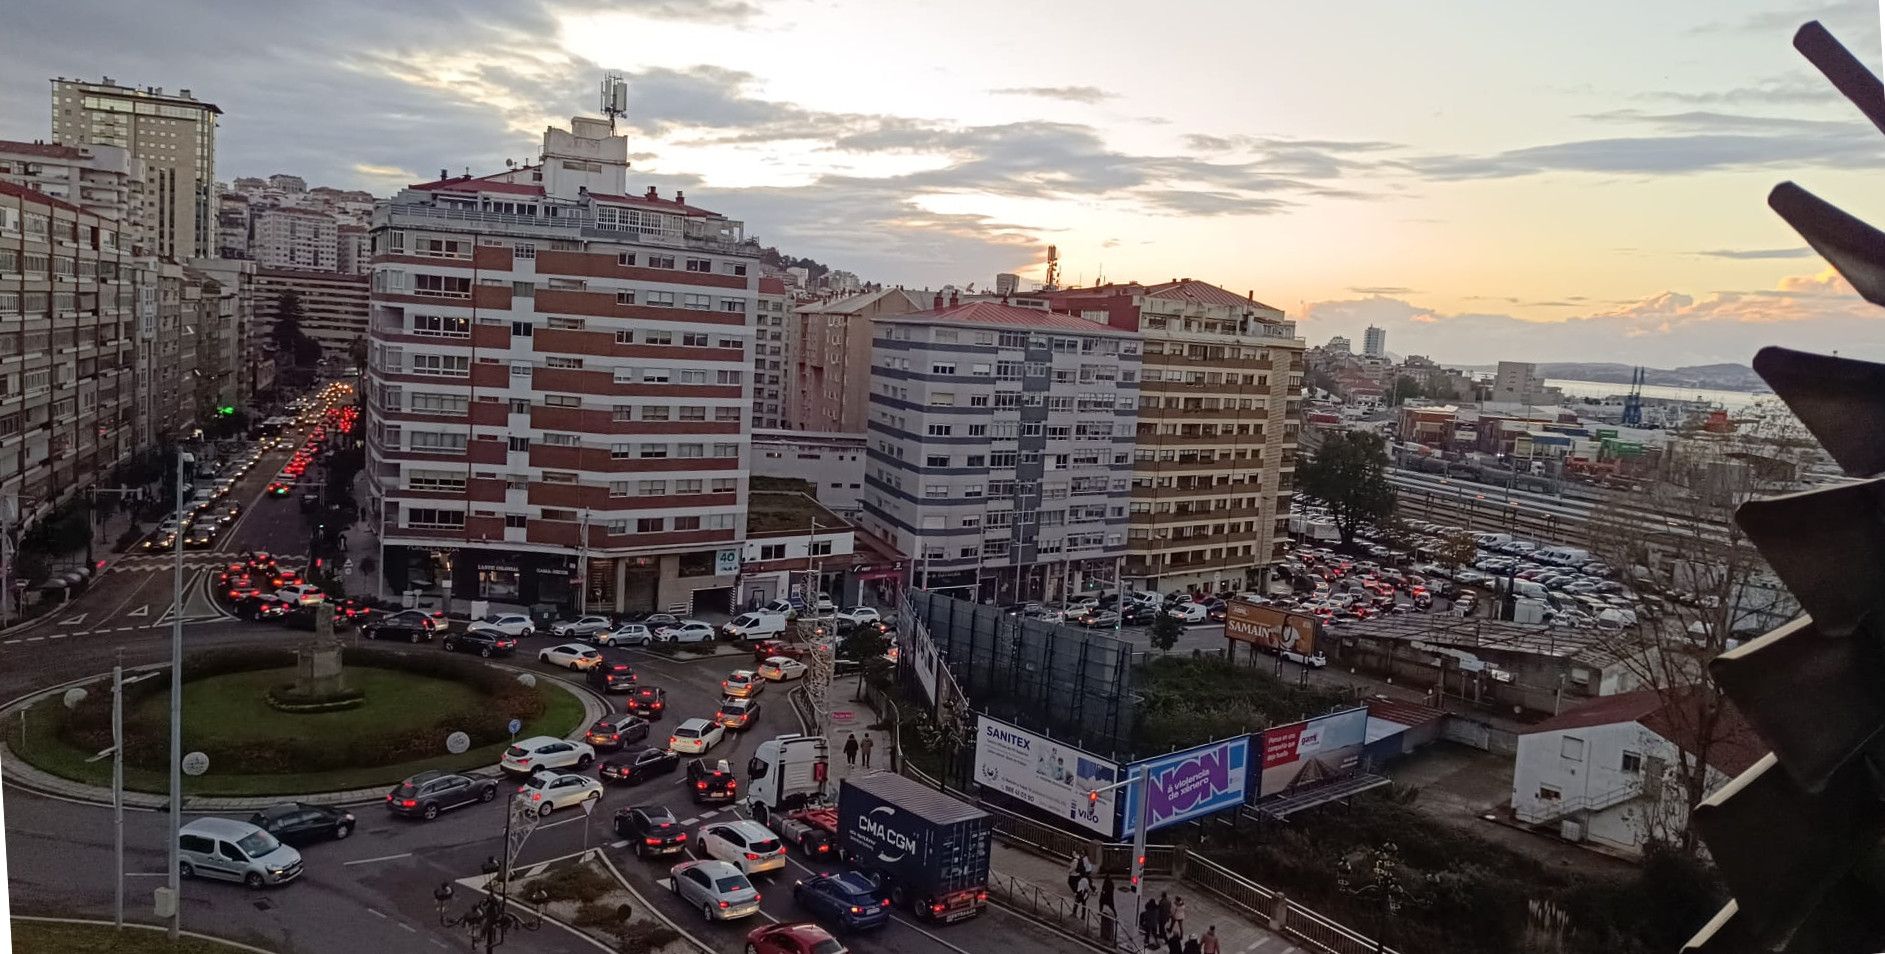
[434,869,548,952]
[167,447,195,940]
[88,652,162,929]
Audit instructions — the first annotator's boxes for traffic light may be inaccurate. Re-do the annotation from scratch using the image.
[1087,790,1099,805]
[217,405,235,416]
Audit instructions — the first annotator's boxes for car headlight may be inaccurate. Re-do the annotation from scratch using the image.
[268,866,289,876]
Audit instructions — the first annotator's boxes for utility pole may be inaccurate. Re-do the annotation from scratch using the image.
[576,509,590,615]
[166,448,190,940]
[112,652,124,928]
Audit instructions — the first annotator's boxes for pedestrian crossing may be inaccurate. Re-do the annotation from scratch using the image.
[106,554,307,572]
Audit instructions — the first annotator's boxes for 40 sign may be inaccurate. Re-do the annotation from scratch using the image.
[1119,736,1254,837]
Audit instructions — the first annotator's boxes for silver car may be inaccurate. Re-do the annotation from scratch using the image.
[550,615,614,637]
[595,623,654,647]
[669,859,761,921]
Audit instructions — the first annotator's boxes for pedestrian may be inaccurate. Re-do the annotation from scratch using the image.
[1199,926,1220,954]
[1166,928,1183,954]
[860,734,874,769]
[1158,892,1173,937]
[1183,936,1202,954]
[1072,873,1091,920]
[843,734,859,767]
[1066,853,1091,893]
[1098,874,1117,919]
[1170,896,1187,940]
[1140,898,1159,948]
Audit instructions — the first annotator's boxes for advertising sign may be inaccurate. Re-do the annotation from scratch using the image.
[1119,736,1253,837]
[1224,602,1319,656]
[716,548,741,576]
[1258,707,1368,798]
[973,715,1119,836]
[903,616,941,706]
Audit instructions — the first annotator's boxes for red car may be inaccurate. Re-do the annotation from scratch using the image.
[747,923,846,954]
[751,639,806,663]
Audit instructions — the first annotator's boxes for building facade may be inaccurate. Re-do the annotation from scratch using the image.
[752,429,868,516]
[254,267,368,361]
[787,288,926,434]
[752,276,789,428]
[1043,281,1304,595]
[250,206,338,271]
[0,140,152,249]
[1363,324,1386,358]
[861,301,1139,603]
[50,79,219,260]
[1490,360,1563,406]
[336,224,369,275]
[365,116,760,614]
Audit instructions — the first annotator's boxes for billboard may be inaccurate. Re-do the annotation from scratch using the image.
[1224,602,1319,656]
[973,715,1120,837]
[1258,707,1368,798]
[1118,736,1253,837]
[901,609,941,706]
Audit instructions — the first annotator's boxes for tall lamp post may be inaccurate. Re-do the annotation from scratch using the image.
[435,793,546,952]
[166,447,194,939]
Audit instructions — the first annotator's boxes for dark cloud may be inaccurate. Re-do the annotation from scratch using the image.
[1695,247,1815,260]
[989,86,1116,104]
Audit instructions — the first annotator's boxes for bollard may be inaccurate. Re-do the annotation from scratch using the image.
[1269,891,1289,931]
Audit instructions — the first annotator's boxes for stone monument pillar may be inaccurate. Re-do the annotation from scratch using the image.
[295,602,347,696]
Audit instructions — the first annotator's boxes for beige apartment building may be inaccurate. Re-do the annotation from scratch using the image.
[786,287,926,433]
[51,78,220,260]
[1045,280,1304,596]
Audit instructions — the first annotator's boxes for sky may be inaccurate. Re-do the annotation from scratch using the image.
[3,1,1883,368]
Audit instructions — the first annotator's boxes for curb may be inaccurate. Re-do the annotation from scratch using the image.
[594,847,717,954]
[11,914,283,953]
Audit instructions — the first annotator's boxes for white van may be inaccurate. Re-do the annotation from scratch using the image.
[1474,532,1513,548]
[178,817,303,887]
[722,612,788,641]
[1534,547,1593,567]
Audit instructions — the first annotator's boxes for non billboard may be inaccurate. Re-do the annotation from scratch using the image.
[1224,602,1319,656]
[1118,736,1253,837]
[1258,707,1368,798]
[973,715,1120,837]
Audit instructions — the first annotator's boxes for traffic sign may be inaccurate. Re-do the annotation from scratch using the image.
[181,751,210,776]
[830,709,856,724]
[507,718,523,738]
[446,731,471,755]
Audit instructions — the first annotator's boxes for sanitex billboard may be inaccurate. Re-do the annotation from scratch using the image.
[1224,602,1319,656]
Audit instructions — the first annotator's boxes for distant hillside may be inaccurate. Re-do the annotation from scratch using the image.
[1456,362,1764,391]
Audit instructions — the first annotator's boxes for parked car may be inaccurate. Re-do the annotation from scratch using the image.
[686,758,739,804]
[518,772,604,816]
[595,623,654,647]
[386,771,498,820]
[792,871,891,932]
[177,818,302,888]
[624,685,668,719]
[584,715,651,751]
[248,803,356,846]
[834,606,881,627]
[539,643,604,671]
[599,746,680,785]
[476,613,537,637]
[615,804,689,858]
[501,736,595,775]
[655,621,717,644]
[756,656,808,682]
[698,819,787,876]
[587,661,638,692]
[669,859,762,922]
[722,612,789,641]
[381,609,442,632]
[549,615,614,638]
[667,718,725,754]
[442,630,517,657]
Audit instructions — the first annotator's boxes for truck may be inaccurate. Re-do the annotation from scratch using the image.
[745,733,830,822]
[837,772,992,923]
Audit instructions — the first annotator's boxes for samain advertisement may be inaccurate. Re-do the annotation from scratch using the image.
[973,715,1120,837]
[1224,602,1319,656]
[1258,707,1368,798]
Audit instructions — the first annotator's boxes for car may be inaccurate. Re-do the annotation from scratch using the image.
[587,661,638,692]
[642,613,682,630]
[669,859,762,922]
[756,656,808,682]
[185,523,220,548]
[518,772,604,816]
[539,643,604,670]
[655,620,716,644]
[248,803,356,846]
[386,771,498,819]
[501,736,596,775]
[281,607,353,632]
[177,817,303,888]
[266,481,292,497]
[268,569,305,589]
[714,697,761,731]
[624,685,668,719]
[698,819,787,876]
[143,532,178,552]
[686,758,739,804]
[550,615,615,638]
[721,670,764,698]
[476,613,536,637]
[1078,609,1121,628]
[792,870,892,932]
[1167,602,1209,624]
[276,583,325,605]
[333,598,375,621]
[748,922,853,954]
[614,805,689,858]
[834,606,881,627]
[381,609,441,632]
[667,718,725,754]
[215,563,248,585]
[443,629,517,657]
[584,716,651,751]
[362,620,432,643]
[752,639,806,663]
[599,746,680,785]
[239,595,291,620]
[595,623,654,647]
[1282,649,1329,668]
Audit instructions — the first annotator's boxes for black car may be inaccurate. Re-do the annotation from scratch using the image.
[382,609,442,632]
[685,758,738,804]
[587,661,637,693]
[442,630,517,657]
[583,716,650,751]
[248,802,356,845]
[622,686,667,720]
[387,771,498,820]
[362,621,432,643]
[598,746,678,785]
[613,805,688,858]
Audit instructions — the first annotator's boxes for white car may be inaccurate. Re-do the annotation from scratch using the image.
[501,736,596,774]
[549,615,614,638]
[276,584,325,605]
[834,606,881,626]
[477,613,536,638]
[517,772,603,816]
[655,621,716,644]
[595,623,654,647]
[667,718,726,754]
[697,819,787,876]
[721,670,764,698]
[1167,602,1209,624]
[756,656,808,682]
[812,593,837,615]
[539,643,604,670]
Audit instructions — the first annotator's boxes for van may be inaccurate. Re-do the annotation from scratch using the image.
[1474,532,1512,548]
[178,817,303,887]
[722,612,788,641]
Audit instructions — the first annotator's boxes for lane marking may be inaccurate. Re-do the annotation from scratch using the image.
[531,816,586,832]
[343,852,413,867]
[522,863,548,878]
[58,614,87,627]
[366,908,389,920]
[398,923,418,934]
[610,840,628,849]
[127,605,149,618]
[47,634,66,640]
[679,817,699,826]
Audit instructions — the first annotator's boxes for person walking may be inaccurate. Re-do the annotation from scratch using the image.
[1158,892,1173,938]
[1066,854,1091,894]
[1199,926,1220,954]
[1165,928,1183,954]
[1072,873,1091,920]
[1140,898,1160,949]
[860,734,875,769]
[1170,896,1187,941]
[1183,936,1202,954]
[843,734,859,767]
[1098,875,1118,943]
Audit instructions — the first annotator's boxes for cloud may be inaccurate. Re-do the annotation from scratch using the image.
[1694,247,1815,260]
[1643,74,1832,108]
[990,86,1116,104]
[1349,285,1415,295]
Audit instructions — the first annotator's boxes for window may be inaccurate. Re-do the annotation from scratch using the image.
[1620,751,1643,774]
[644,330,674,346]
[546,316,585,330]
[637,517,666,533]
[710,478,735,492]
[713,444,739,458]
[714,407,741,422]
[716,370,743,385]
[674,516,701,530]
[608,481,633,497]
[544,394,580,408]
[617,252,637,266]
[411,314,469,338]
[926,424,952,437]
[545,356,582,369]
[1537,785,1562,802]
[720,298,746,313]
[760,544,785,560]
[639,405,669,421]
[925,485,949,498]
[540,472,578,484]
[723,262,748,276]
[510,320,533,337]
[967,424,987,437]
[409,432,468,453]
[682,293,712,311]
[410,392,468,414]
[508,436,530,451]
[930,392,955,407]
[686,258,713,273]
[505,514,528,529]
[678,479,705,494]
[640,444,668,459]
[681,332,709,347]
[1560,737,1585,762]
[679,406,706,421]
[407,471,466,492]
[930,363,956,375]
[513,281,534,298]
[679,370,707,384]
[410,354,469,377]
[512,243,536,260]
[413,274,471,298]
[645,291,675,307]
[540,433,579,446]
[648,255,676,269]
[927,455,950,468]
[615,290,636,305]
[407,508,465,529]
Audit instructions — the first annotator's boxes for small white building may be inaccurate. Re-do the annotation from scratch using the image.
[1510,689,1765,858]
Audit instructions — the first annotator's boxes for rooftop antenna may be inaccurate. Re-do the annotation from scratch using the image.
[599,71,629,132]
[1044,244,1060,290]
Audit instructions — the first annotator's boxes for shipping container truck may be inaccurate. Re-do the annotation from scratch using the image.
[837,772,992,922]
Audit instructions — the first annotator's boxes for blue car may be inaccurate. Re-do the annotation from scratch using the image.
[792,871,891,931]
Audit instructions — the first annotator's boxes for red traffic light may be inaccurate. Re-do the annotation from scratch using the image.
[1087,790,1099,804]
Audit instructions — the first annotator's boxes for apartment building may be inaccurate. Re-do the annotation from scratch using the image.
[752,428,867,516]
[254,267,368,360]
[0,140,153,249]
[337,225,369,275]
[251,205,338,271]
[787,287,926,433]
[861,301,1139,603]
[365,115,759,614]
[0,181,137,514]
[1044,280,1303,595]
[190,257,257,404]
[214,188,249,259]
[51,78,220,259]
[752,276,789,428]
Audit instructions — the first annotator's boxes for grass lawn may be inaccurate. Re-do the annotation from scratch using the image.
[14,669,584,797]
[12,919,272,953]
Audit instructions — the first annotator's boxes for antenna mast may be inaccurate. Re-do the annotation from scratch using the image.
[1044,245,1060,290]
[599,71,628,132]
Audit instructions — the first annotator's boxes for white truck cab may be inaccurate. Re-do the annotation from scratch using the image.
[745,733,831,823]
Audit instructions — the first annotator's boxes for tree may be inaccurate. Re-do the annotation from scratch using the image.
[1148,612,1183,653]
[1306,366,1342,398]
[1389,375,1423,406]
[1434,530,1479,574]
[348,336,368,371]
[1299,431,1398,546]
[272,289,306,353]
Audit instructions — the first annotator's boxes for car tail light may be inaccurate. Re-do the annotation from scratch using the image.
[652,702,663,709]
[727,780,736,789]
[668,737,678,747]
[644,837,661,846]
[696,781,707,790]
[880,898,890,906]
[850,906,863,914]
[675,832,687,841]
[718,900,730,909]
[744,852,760,860]
[401,799,417,808]
[817,843,831,854]
[976,890,989,902]
[931,903,946,914]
